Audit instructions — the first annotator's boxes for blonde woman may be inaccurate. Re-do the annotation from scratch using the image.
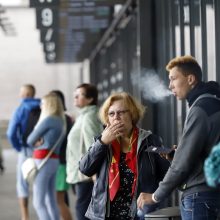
[27,93,65,220]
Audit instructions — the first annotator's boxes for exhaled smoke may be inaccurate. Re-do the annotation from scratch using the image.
[131,69,172,102]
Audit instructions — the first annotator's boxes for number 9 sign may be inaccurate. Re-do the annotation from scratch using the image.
[41,8,53,27]
[36,7,58,29]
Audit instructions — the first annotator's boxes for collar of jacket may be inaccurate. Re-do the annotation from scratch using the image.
[137,128,152,152]
[187,81,220,107]
[79,105,97,114]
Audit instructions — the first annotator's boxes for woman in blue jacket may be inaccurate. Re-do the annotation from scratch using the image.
[79,92,169,220]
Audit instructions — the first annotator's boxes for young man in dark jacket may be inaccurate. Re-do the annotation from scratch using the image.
[7,84,40,220]
[137,55,220,220]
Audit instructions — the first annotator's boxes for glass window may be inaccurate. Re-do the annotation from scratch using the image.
[206,3,216,81]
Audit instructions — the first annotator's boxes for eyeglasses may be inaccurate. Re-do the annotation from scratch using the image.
[108,110,129,117]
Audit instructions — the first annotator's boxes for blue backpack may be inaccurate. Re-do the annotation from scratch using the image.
[204,142,220,188]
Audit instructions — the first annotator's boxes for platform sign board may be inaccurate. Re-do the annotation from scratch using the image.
[61,0,126,7]
[30,0,59,7]
[36,8,59,29]
[29,0,126,63]
[40,28,58,42]
[30,0,126,8]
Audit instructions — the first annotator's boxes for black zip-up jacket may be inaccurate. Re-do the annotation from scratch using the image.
[154,81,220,201]
[79,128,169,220]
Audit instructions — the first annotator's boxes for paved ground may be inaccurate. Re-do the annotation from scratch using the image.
[0,149,76,220]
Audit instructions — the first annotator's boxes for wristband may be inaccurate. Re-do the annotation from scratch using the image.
[152,193,159,203]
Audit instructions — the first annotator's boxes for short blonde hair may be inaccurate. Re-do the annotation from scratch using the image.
[99,92,145,125]
[166,55,202,81]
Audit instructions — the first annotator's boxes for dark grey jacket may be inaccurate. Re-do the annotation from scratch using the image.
[79,128,169,220]
[154,81,220,201]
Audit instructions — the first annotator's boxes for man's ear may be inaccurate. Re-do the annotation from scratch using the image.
[188,74,196,86]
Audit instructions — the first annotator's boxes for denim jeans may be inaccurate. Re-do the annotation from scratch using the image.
[180,191,220,220]
[33,158,59,220]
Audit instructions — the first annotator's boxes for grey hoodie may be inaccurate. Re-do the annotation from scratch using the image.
[154,81,220,201]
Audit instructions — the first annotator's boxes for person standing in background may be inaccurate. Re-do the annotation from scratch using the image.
[7,84,40,220]
[66,83,102,220]
[137,55,220,220]
[27,93,66,220]
[50,90,74,220]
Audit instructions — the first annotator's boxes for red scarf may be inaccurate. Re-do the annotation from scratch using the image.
[109,127,138,201]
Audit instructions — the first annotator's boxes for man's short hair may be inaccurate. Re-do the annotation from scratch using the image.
[166,55,202,81]
[23,84,36,97]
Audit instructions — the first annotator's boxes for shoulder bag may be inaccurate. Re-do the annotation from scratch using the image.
[21,126,65,184]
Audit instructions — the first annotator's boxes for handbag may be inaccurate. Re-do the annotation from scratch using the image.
[21,126,66,184]
[21,157,38,183]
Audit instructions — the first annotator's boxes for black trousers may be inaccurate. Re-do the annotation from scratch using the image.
[75,181,94,220]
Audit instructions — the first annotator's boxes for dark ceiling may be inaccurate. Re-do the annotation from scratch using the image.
[29,0,127,63]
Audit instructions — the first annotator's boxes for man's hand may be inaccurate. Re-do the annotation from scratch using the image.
[159,144,177,162]
[137,193,154,209]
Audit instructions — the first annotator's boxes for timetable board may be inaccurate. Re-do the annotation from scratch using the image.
[29,0,126,62]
